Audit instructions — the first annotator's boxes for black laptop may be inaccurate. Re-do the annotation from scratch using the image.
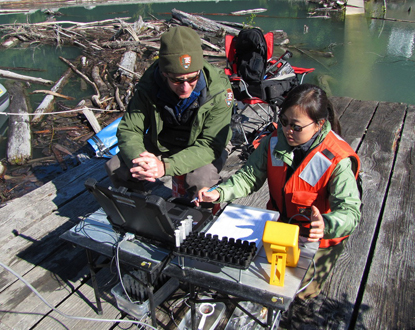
[84,178,213,248]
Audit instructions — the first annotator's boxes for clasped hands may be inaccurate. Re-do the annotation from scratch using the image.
[131,151,165,182]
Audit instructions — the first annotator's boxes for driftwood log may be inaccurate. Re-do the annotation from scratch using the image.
[75,99,102,134]
[31,90,74,100]
[31,67,73,123]
[118,50,137,85]
[59,56,102,108]
[0,69,54,85]
[91,66,109,95]
[171,8,240,35]
[0,9,294,175]
[6,81,31,165]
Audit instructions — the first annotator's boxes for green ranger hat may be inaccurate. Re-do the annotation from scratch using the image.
[159,26,204,74]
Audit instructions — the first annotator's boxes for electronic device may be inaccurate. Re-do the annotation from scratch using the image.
[84,178,213,248]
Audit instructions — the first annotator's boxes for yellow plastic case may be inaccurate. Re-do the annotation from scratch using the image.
[262,221,300,286]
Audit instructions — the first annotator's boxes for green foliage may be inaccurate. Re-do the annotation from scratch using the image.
[243,13,257,28]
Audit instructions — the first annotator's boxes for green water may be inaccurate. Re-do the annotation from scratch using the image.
[0,0,414,159]
[1,0,414,105]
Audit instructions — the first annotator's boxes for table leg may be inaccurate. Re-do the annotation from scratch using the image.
[146,272,157,327]
[85,249,103,315]
[190,284,197,330]
[267,307,281,329]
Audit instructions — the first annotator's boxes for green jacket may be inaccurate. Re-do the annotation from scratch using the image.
[216,121,362,240]
[117,60,233,176]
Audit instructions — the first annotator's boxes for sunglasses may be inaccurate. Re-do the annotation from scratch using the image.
[166,71,200,85]
[279,116,315,132]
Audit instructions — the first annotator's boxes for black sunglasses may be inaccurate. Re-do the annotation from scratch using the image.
[166,71,200,85]
[279,116,315,132]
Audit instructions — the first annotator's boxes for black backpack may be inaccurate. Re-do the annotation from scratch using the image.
[235,28,268,85]
[232,28,299,106]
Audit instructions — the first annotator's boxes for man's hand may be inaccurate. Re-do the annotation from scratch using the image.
[308,205,325,242]
[131,151,165,182]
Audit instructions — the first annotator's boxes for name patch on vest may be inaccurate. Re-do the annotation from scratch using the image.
[270,137,284,167]
[299,151,332,186]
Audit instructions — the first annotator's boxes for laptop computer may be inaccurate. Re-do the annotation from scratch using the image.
[84,178,213,248]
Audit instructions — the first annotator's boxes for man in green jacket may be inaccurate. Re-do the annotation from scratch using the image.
[105,26,234,198]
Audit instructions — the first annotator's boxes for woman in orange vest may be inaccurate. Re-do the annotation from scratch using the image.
[196,84,362,301]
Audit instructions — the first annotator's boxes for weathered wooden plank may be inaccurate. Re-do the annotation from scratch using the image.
[33,267,123,330]
[1,259,121,330]
[359,104,415,329]
[0,158,107,243]
[0,243,91,329]
[1,97,412,329]
[316,102,407,329]
[330,96,353,118]
[338,99,379,151]
[0,186,103,292]
[231,181,270,210]
[220,149,246,179]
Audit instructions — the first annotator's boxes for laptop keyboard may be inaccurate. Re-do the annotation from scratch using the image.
[174,231,257,269]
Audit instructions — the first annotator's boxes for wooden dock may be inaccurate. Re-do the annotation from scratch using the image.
[0,97,414,329]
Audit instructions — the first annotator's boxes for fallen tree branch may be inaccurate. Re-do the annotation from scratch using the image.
[31,90,75,100]
[33,126,86,134]
[115,87,126,112]
[117,64,141,79]
[171,8,240,35]
[0,69,54,85]
[0,17,132,28]
[92,66,109,94]
[59,57,100,95]
[59,56,102,107]
[32,66,73,123]
[370,16,415,23]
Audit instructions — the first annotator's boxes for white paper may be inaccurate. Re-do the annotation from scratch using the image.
[206,204,279,250]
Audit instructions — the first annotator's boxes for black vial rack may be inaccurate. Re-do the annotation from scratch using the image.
[174,231,257,269]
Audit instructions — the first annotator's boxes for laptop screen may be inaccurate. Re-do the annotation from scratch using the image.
[84,178,212,248]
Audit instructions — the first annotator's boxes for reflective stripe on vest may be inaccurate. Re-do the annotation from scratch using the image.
[299,151,333,187]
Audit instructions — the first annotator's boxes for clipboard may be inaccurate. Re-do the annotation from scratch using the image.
[206,203,280,251]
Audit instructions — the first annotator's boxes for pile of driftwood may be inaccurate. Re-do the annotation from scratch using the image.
[307,0,347,18]
[0,8,289,202]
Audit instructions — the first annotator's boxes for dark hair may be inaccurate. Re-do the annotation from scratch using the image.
[279,84,341,135]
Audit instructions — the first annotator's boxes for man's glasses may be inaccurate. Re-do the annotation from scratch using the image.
[279,116,315,132]
[166,71,200,85]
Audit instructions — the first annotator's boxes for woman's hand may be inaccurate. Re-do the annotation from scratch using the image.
[308,205,325,242]
[194,187,220,207]
[131,151,165,182]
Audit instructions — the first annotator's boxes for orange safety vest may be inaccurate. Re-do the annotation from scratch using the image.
[266,129,360,248]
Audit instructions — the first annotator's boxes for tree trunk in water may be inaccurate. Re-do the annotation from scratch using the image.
[118,50,137,86]
[6,81,31,165]
[31,67,73,123]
